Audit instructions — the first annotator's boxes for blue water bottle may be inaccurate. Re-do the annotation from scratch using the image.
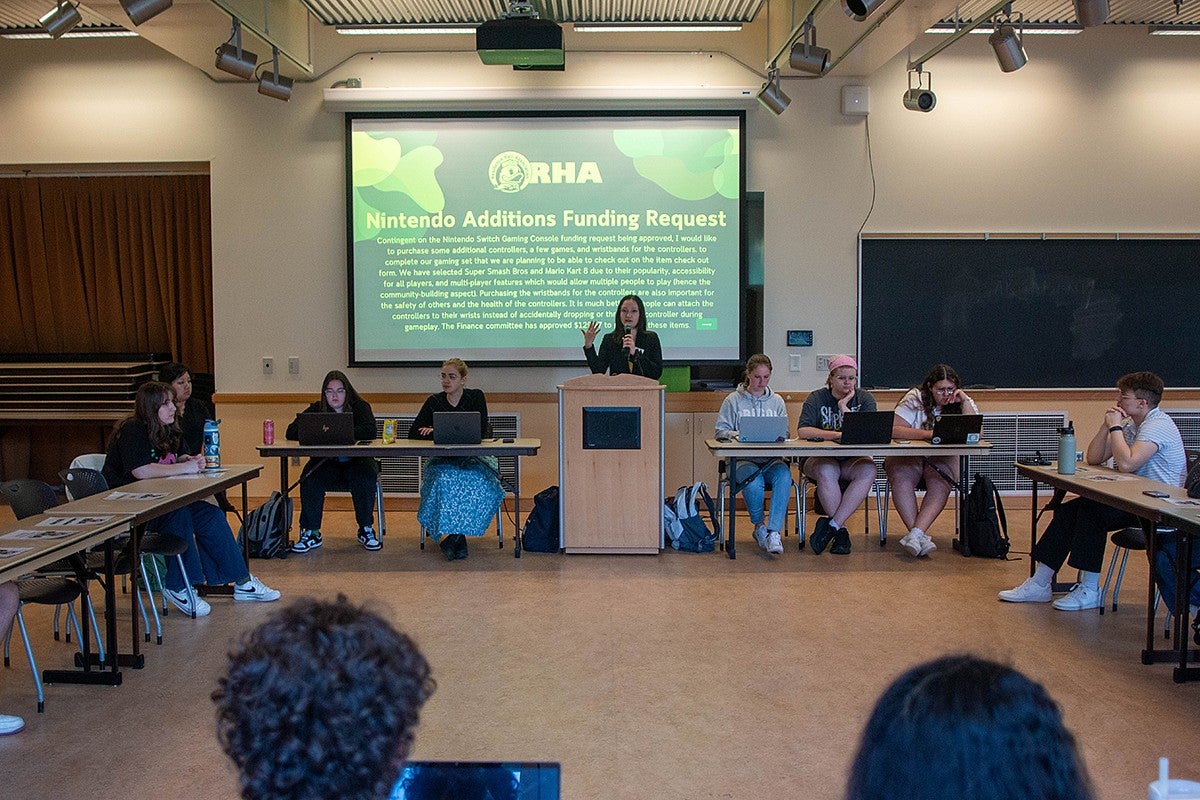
[203,419,221,470]
[1057,420,1075,475]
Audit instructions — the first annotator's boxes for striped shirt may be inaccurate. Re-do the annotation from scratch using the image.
[1120,406,1186,487]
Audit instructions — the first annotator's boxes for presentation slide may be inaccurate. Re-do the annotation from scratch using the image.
[346,112,744,365]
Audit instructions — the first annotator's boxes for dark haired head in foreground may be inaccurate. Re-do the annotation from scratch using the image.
[214,595,435,800]
[846,655,1094,800]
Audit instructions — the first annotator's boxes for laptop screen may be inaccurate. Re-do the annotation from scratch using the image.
[389,761,561,800]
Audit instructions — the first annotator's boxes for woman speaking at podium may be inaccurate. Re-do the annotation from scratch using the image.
[581,294,663,380]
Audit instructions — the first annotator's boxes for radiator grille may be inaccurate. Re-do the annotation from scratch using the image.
[373,414,520,495]
[1163,409,1200,450]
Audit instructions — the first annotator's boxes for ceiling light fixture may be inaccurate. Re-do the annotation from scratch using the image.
[926,22,1080,34]
[1149,25,1200,34]
[39,1,81,38]
[215,18,258,80]
[2,25,136,38]
[789,16,829,76]
[756,65,790,115]
[1072,0,1108,27]
[335,24,476,35]
[258,46,294,101]
[989,11,1027,72]
[573,23,743,32]
[119,0,171,26]
[902,67,935,112]
[842,0,886,22]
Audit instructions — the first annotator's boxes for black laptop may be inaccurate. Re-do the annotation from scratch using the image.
[296,412,356,446]
[390,761,560,799]
[930,414,984,445]
[837,410,895,445]
[433,411,482,445]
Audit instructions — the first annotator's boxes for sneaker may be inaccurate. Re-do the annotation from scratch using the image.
[998,576,1052,603]
[290,529,322,554]
[358,526,382,551]
[809,517,836,555]
[1052,583,1102,611]
[830,528,852,555]
[752,524,770,552]
[165,586,211,617]
[0,714,25,735]
[233,575,281,603]
[453,534,469,560]
[438,535,456,561]
[765,530,784,555]
[899,530,924,557]
[917,533,937,557]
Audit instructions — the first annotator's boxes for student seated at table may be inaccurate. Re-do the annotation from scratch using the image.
[102,382,279,617]
[1001,371,1186,610]
[796,354,878,556]
[884,364,980,558]
[0,581,23,736]
[846,654,1094,800]
[285,370,380,554]
[715,354,792,556]
[214,595,435,800]
[409,358,504,561]
[159,362,212,456]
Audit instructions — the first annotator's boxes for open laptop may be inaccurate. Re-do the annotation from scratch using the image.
[296,412,356,446]
[390,761,560,799]
[433,411,483,445]
[737,415,790,443]
[837,410,895,445]
[930,414,984,445]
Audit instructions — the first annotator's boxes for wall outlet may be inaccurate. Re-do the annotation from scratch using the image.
[262,357,274,375]
[816,354,834,372]
[789,354,802,372]
[288,356,300,375]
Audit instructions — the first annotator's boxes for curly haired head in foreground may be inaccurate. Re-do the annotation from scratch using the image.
[214,595,435,800]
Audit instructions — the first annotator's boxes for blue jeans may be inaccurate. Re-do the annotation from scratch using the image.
[151,500,248,591]
[1154,536,1200,617]
[735,460,792,532]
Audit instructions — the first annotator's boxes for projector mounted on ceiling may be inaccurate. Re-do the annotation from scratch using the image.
[476,1,564,69]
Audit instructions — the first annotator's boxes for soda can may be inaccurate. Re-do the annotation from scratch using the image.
[263,419,275,445]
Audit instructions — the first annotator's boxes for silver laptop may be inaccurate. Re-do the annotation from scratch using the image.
[737,415,790,443]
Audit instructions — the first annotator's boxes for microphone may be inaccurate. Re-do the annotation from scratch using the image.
[624,324,635,357]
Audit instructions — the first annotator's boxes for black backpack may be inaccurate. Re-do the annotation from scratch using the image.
[964,473,1010,559]
[521,486,561,553]
[238,491,292,559]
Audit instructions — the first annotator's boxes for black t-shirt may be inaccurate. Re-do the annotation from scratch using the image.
[409,388,491,439]
[102,418,178,488]
[179,397,213,456]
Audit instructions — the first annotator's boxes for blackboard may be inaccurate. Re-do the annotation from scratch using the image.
[859,237,1200,389]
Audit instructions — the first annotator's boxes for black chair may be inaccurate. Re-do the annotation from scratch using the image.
[3,577,87,712]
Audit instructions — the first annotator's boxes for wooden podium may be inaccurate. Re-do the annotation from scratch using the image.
[558,373,664,554]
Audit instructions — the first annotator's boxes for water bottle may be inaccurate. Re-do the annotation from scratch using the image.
[203,419,221,470]
[1057,420,1076,475]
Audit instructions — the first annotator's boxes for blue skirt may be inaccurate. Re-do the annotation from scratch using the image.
[417,456,504,539]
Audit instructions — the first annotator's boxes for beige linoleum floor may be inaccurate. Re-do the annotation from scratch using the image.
[1,504,1197,799]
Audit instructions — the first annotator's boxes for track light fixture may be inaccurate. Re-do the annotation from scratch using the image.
[789,16,830,76]
[1072,0,1109,27]
[39,0,81,38]
[215,19,259,80]
[989,14,1027,72]
[258,47,294,101]
[902,68,935,112]
[119,0,171,26]
[842,0,886,22]
[756,65,790,115]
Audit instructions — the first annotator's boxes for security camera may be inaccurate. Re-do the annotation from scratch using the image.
[902,88,936,112]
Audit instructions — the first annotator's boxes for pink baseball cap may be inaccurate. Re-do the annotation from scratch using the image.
[828,355,858,373]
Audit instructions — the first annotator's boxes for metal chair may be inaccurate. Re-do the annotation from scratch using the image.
[714,458,802,549]
[3,577,87,712]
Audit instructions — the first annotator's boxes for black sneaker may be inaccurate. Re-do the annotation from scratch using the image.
[357,526,382,551]
[809,517,836,555]
[453,534,469,560]
[438,535,456,561]
[830,528,852,555]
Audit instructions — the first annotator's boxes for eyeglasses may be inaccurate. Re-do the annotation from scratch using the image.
[324,387,346,395]
[933,386,957,395]
[1118,393,1141,403]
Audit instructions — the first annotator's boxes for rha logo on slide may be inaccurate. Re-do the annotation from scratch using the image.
[488,151,602,193]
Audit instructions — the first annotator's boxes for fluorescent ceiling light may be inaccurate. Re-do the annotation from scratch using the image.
[2,25,137,39]
[336,24,476,35]
[573,23,743,32]
[926,22,1081,34]
[1150,25,1200,35]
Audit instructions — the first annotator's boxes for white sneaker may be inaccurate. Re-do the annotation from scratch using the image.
[899,530,924,556]
[752,524,770,552]
[998,577,1052,603]
[164,586,211,617]
[766,530,784,555]
[233,575,281,603]
[1052,583,1102,611]
[917,533,937,557]
[0,714,25,735]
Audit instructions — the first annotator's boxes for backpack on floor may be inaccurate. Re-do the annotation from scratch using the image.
[238,491,292,559]
[664,482,719,553]
[964,473,1010,559]
[521,486,561,553]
